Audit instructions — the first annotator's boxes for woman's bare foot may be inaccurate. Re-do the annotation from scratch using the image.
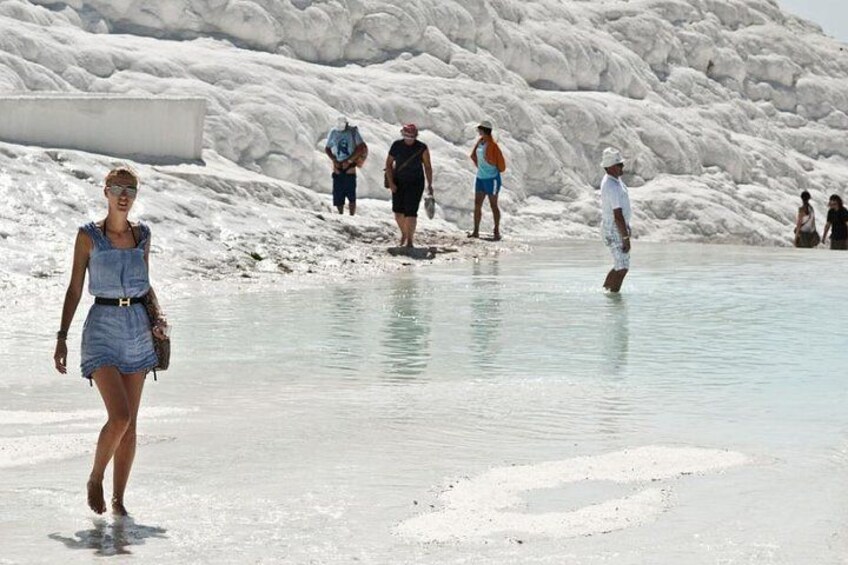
[112,497,129,517]
[467,232,480,238]
[492,231,502,241]
[87,478,106,514]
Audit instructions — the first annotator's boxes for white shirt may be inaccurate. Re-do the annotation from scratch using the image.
[600,174,632,237]
[799,207,816,233]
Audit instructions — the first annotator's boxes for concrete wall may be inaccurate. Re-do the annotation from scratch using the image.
[0,95,206,162]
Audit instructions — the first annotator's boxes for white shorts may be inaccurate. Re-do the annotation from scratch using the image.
[604,233,630,271]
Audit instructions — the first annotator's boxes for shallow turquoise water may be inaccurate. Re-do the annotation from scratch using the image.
[1,242,847,564]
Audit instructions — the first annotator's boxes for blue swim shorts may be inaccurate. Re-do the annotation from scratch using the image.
[475,174,502,196]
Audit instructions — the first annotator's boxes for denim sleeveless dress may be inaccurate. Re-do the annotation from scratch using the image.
[80,222,158,381]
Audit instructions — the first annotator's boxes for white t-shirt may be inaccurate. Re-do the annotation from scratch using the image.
[600,174,632,237]
[799,207,816,233]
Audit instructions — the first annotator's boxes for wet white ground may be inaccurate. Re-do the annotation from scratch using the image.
[1,242,847,564]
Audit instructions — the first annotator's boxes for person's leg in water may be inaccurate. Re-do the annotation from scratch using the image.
[111,371,146,516]
[604,269,628,293]
[469,192,485,238]
[89,367,132,514]
[406,215,418,248]
[349,200,356,216]
[488,193,501,240]
[603,269,616,291]
[603,238,630,293]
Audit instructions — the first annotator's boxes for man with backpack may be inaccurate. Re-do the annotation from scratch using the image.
[325,117,368,215]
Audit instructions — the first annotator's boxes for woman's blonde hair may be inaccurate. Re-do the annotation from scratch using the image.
[105,166,140,188]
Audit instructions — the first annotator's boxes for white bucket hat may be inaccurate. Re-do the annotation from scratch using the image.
[601,148,625,169]
[336,116,348,130]
[478,120,493,130]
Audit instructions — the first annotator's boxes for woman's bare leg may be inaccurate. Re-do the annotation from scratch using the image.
[111,371,146,515]
[469,192,485,237]
[89,367,131,514]
[489,194,501,240]
[406,216,418,248]
[394,212,407,246]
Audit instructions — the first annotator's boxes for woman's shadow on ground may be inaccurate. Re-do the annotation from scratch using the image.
[387,246,458,260]
[49,517,167,557]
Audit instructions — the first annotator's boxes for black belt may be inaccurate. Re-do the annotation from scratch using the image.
[95,295,147,307]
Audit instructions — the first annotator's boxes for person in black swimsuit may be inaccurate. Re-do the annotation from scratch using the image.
[385,124,434,248]
[823,194,848,250]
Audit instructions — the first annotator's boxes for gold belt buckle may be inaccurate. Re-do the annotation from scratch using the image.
[118,297,131,307]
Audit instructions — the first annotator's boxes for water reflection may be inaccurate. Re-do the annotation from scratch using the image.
[470,260,504,374]
[325,286,366,373]
[601,294,629,377]
[596,295,632,438]
[381,275,432,378]
[49,517,167,557]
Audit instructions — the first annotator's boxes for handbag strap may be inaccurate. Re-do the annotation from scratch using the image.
[394,146,425,175]
[801,208,816,231]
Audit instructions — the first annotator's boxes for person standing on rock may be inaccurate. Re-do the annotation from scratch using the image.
[794,190,820,248]
[599,148,632,293]
[822,194,848,250]
[469,120,506,241]
[53,167,169,516]
[325,116,368,216]
[385,124,433,248]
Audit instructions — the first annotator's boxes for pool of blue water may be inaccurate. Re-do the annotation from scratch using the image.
[1,241,847,564]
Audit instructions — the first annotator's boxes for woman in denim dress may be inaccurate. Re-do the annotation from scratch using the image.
[53,167,168,516]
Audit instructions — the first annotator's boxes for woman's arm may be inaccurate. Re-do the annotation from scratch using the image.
[54,230,90,374]
[795,207,803,234]
[385,153,397,193]
[143,234,169,340]
[423,149,433,193]
[822,221,831,244]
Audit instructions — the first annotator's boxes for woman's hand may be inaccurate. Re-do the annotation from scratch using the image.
[54,340,68,374]
[152,319,169,341]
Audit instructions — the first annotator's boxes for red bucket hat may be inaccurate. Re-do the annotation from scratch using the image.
[401,124,418,138]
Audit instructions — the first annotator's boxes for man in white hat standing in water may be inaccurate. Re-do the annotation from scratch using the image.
[600,148,632,293]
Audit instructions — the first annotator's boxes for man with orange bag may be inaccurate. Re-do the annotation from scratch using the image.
[469,120,506,241]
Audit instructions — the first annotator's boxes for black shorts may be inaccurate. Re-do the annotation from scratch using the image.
[332,173,357,206]
[392,178,425,217]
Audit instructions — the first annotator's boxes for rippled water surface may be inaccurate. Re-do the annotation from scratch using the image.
[1,242,847,564]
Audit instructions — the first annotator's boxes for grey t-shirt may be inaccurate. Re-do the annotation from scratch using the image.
[325,126,364,161]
